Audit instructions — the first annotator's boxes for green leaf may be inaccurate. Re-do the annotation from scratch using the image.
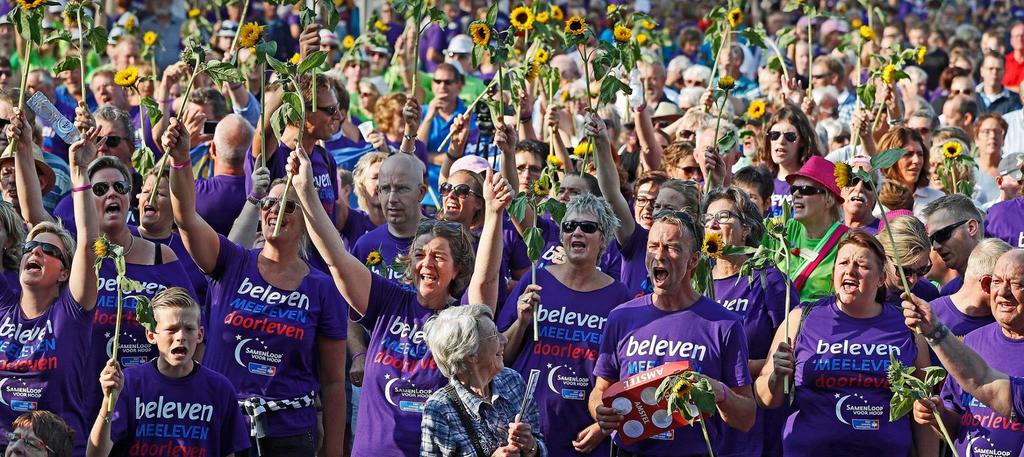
[427,6,449,28]
[141,97,163,126]
[45,29,72,44]
[297,50,328,75]
[717,130,737,155]
[267,55,291,76]
[270,104,292,141]
[598,77,629,108]
[486,2,498,25]
[472,45,483,69]
[129,295,157,332]
[889,395,914,421]
[856,83,876,109]
[871,148,906,170]
[509,193,528,223]
[132,145,157,177]
[52,56,81,74]
[281,92,303,121]
[740,27,766,49]
[524,226,544,262]
[254,40,278,57]
[539,198,566,224]
[205,60,246,84]
[86,26,109,54]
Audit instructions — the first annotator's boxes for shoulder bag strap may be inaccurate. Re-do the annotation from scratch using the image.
[443,384,490,457]
[793,224,849,291]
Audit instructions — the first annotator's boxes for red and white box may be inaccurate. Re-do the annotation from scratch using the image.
[600,361,694,445]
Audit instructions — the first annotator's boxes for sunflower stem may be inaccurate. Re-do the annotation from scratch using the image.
[76,8,88,100]
[107,283,123,412]
[707,24,730,90]
[149,57,201,207]
[4,40,32,159]
[871,182,917,333]
[531,261,538,342]
[273,75,306,238]
[697,412,716,457]
[805,13,813,98]
[434,77,500,151]
[259,61,267,169]
[934,411,960,457]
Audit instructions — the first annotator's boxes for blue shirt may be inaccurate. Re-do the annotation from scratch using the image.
[421,99,471,153]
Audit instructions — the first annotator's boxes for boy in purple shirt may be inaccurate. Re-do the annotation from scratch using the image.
[88,287,250,457]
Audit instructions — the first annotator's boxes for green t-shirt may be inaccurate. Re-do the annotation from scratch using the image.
[763,218,846,303]
[382,67,484,105]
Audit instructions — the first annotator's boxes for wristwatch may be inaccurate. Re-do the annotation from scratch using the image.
[923,322,950,346]
[246,194,263,206]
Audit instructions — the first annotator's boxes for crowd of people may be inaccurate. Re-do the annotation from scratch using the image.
[2,0,1024,456]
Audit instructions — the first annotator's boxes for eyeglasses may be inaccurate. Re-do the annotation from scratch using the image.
[811,73,832,80]
[309,104,340,116]
[902,261,932,278]
[561,220,601,234]
[368,51,388,59]
[6,432,53,454]
[790,185,827,197]
[258,197,297,214]
[378,184,415,195]
[635,195,655,208]
[701,210,739,226]
[680,166,701,176]
[929,219,969,244]
[23,240,67,268]
[0,70,13,78]
[433,78,457,86]
[950,88,974,96]
[93,180,131,197]
[439,182,480,198]
[97,135,129,148]
[769,131,799,143]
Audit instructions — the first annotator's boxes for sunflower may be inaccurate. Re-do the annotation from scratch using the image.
[187,8,201,18]
[671,377,693,398]
[366,250,382,266]
[124,15,136,32]
[469,23,491,46]
[727,8,743,28]
[613,25,631,43]
[342,35,356,49]
[536,11,549,23]
[637,33,649,46]
[702,232,723,258]
[642,19,655,30]
[534,48,550,65]
[943,141,963,159]
[16,0,45,10]
[718,75,735,91]
[916,46,927,65]
[560,90,570,103]
[374,20,389,33]
[850,18,862,29]
[510,6,535,31]
[574,140,593,156]
[834,162,851,188]
[606,4,616,14]
[143,31,157,46]
[238,22,263,48]
[881,64,896,84]
[93,238,109,257]
[551,5,564,21]
[546,154,563,168]
[532,179,550,197]
[747,99,766,120]
[565,16,586,36]
[526,60,540,80]
[859,25,874,41]
[290,53,301,65]
[114,66,139,87]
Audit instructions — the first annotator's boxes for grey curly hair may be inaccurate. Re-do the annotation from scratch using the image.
[562,193,620,262]
[423,304,495,378]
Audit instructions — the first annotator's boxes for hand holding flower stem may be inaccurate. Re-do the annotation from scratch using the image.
[148,57,201,207]
[273,75,307,237]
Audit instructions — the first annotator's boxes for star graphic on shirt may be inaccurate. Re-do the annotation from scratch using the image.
[236,334,242,341]
[104,332,111,338]
[546,363,552,369]
[385,373,391,380]
[835,393,841,399]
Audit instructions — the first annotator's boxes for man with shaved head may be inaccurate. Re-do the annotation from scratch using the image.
[194,114,255,236]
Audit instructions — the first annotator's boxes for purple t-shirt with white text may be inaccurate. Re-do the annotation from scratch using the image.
[195,174,248,237]
[0,288,93,452]
[352,274,449,456]
[785,296,918,457]
[941,323,1024,456]
[351,224,414,285]
[769,179,791,219]
[594,295,751,456]
[246,143,338,222]
[984,198,1024,248]
[109,362,251,456]
[497,268,630,457]
[203,236,348,437]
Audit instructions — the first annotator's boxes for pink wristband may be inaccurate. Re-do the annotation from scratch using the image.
[170,161,189,170]
[71,184,92,193]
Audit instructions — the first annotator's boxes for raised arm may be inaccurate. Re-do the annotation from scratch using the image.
[68,115,99,309]
[8,108,51,225]
[589,112,634,245]
[466,169,512,311]
[288,147,373,315]
[633,106,663,172]
[165,111,221,273]
[227,166,270,248]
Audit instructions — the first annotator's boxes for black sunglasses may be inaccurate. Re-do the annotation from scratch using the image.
[790,185,827,197]
[23,240,67,267]
[439,182,480,198]
[561,220,601,234]
[929,219,969,244]
[433,78,457,86]
[97,135,129,148]
[93,180,131,197]
[309,104,340,116]
[902,261,932,278]
[769,131,799,143]
[258,197,297,214]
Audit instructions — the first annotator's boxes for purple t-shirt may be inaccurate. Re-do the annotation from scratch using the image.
[340,209,377,250]
[195,174,248,237]
[203,236,348,437]
[245,143,338,222]
[985,198,1024,247]
[884,279,940,306]
[941,323,1024,456]
[352,274,450,456]
[109,362,251,456]
[769,179,791,219]
[930,295,994,339]
[419,24,446,73]
[351,224,414,285]
[0,288,93,452]
[614,226,650,298]
[85,258,196,419]
[785,296,918,457]
[593,295,751,456]
[496,268,630,457]
[942,276,964,296]
[129,227,208,305]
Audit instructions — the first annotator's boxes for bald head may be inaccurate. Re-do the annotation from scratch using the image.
[380,153,426,184]
[213,114,255,168]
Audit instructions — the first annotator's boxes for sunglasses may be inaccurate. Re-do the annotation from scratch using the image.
[23,240,67,267]
[769,131,799,143]
[433,78,457,86]
[929,219,969,244]
[439,182,480,198]
[258,197,297,214]
[93,180,131,197]
[561,220,601,234]
[680,166,701,176]
[97,135,129,148]
[902,261,932,278]
[790,185,827,197]
[6,432,52,454]
[309,105,340,116]
[950,88,974,96]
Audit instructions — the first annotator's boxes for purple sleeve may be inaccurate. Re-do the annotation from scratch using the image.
[620,226,646,260]
[316,278,349,340]
[497,278,529,332]
[593,312,622,381]
[721,319,753,387]
[211,235,247,280]
[357,273,408,328]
